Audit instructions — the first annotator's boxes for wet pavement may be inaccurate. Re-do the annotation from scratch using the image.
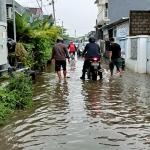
[0,56,150,150]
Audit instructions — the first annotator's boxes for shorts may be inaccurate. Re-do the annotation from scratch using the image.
[55,60,66,71]
[69,51,75,55]
[109,58,122,70]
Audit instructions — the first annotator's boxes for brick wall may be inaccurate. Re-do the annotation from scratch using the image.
[130,11,150,36]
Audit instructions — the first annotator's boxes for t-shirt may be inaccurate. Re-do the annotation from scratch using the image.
[52,43,70,60]
[109,43,121,59]
[68,43,76,52]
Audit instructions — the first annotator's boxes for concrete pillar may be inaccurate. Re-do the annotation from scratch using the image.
[0,0,7,23]
[125,36,138,72]
[125,37,131,60]
[137,35,148,73]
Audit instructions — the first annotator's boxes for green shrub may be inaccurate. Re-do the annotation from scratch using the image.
[0,102,13,125]
[5,73,33,109]
[0,73,33,125]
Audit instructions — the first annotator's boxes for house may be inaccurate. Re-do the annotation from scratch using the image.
[6,0,26,19]
[108,0,150,24]
[101,17,129,58]
[87,31,96,39]
[95,0,150,41]
[0,22,7,73]
[6,0,27,39]
[0,1,7,72]
[94,0,109,41]
[26,7,43,22]
[101,10,150,74]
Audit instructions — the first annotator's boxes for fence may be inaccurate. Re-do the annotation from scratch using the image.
[130,38,138,60]
[125,35,148,73]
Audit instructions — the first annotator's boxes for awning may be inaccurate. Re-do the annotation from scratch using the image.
[101,17,129,30]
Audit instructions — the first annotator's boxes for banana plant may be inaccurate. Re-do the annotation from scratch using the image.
[15,12,54,41]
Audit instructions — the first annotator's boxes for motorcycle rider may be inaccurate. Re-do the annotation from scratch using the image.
[80,37,101,80]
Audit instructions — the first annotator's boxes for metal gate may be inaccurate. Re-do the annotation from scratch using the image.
[146,37,150,74]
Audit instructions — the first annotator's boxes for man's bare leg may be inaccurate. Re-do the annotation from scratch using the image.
[63,70,67,78]
[57,71,62,80]
[110,70,113,76]
[119,68,122,76]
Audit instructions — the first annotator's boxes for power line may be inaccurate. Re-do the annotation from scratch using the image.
[30,0,38,7]
[64,22,94,29]
[35,0,41,7]
[35,0,46,15]
[55,11,94,30]
[42,2,49,15]
[20,0,37,4]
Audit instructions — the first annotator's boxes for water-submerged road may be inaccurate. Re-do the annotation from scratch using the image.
[0,56,150,150]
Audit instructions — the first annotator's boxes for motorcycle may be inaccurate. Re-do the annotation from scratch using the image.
[85,57,102,80]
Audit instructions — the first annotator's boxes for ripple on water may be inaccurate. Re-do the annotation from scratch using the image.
[0,60,150,150]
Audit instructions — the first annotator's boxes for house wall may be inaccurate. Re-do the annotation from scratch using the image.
[97,0,108,14]
[103,28,109,40]
[108,0,150,23]
[6,0,26,15]
[0,22,7,67]
[125,35,148,73]
[115,21,129,57]
[117,21,129,38]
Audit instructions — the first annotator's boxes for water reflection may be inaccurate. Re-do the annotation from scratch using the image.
[51,80,69,113]
[81,80,101,118]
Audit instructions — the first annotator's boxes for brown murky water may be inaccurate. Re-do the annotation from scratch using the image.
[0,56,150,150]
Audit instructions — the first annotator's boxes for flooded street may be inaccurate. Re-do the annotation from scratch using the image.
[0,56,150,150]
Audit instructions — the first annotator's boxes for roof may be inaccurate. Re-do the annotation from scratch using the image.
[26,7,42,16]
[94,0,98,4]
[101,17,129,30]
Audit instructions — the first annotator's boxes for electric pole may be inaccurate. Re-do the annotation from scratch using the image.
[75,30,76,42]
[62,21,63,36]
[40,0,43,19]
[52,0,56,25]
[0,0,7,23]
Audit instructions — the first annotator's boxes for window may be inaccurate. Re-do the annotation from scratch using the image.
[113,29,117,37]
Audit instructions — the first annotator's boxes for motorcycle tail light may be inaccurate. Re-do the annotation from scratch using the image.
[93,58,98,61]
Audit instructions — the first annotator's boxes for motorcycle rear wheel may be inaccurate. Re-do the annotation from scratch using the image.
[92,70,97,80]
[99,72,103,79]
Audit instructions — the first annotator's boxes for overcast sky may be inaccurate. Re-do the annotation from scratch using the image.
[15,0,97,37]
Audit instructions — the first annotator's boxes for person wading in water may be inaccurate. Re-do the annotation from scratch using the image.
[52,38,70,80]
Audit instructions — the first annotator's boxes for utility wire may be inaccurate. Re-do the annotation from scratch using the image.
[42,3,49,15]
[20,1,37,4]
[35,0,46,15]
[30,0,38,7]
[55,11,94,29]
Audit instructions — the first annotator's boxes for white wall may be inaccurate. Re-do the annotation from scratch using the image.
[125,35,148,73]
[0,22,7,66]
[117,21,129,38]
[98,0,108,14]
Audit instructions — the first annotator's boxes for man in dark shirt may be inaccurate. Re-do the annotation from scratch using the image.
[109,37,122,76]
[52,38,70,80]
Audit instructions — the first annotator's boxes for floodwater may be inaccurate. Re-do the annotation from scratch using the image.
[0,56,150,150]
